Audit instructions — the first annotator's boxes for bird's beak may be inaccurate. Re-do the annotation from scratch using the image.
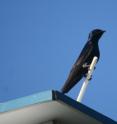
[103,30,106,33]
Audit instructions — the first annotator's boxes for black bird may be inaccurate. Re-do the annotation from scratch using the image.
[61,29,105,93]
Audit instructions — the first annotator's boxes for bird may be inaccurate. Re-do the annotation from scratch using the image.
[61,29,105,94]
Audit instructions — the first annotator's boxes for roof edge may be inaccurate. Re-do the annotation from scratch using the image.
[53,90,117,124]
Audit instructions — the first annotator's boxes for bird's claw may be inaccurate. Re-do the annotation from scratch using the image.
[83,63,96,71]
[88,76,92,80]
[82,63,90,68]
[84,73,92,80]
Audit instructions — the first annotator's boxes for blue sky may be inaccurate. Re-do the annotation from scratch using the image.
[0,0,117,121]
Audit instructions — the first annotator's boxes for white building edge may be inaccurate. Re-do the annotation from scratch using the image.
[0,90,116,124]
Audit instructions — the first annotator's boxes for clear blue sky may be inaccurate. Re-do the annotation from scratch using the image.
[0,0,117,121]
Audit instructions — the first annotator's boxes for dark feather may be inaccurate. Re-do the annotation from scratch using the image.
[61,29,105,93]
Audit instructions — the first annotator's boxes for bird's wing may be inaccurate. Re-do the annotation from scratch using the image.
[74,41,93,67]
[61,42,93,93]
[67,42,93,81]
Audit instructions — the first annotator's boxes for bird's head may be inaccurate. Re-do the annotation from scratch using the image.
[88,29,106,42]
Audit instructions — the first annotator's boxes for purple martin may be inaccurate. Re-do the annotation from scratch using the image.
[61,29,105,93]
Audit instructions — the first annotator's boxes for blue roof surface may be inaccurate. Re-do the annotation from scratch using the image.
[0,90,117,124]
[0,90,53,112]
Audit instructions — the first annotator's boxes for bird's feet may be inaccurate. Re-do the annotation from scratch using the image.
[84,73,92,80]
[82,63,90,68]
[83,63,96,70]
[88,76,92,80]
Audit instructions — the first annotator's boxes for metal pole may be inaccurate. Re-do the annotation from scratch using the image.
[77,56,98,102]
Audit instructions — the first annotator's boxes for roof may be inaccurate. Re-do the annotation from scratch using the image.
[0,90,116,124]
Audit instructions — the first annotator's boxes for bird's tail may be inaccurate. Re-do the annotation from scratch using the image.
[61,75,82,94]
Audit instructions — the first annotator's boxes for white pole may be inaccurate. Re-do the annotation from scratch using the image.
[77,56,98,102]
